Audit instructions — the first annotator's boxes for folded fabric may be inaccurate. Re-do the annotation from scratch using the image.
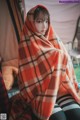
[2,66,18,90]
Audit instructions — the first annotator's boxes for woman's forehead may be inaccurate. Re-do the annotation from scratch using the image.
[35,12,48,20]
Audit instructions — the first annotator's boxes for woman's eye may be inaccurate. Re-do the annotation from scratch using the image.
[36,20,42,23]
[45,20,48,23]
[35,20,48,23]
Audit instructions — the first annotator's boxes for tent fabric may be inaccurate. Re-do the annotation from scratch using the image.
[0,0,18,67]
[24,0,80,43]
[0,0,24,67]
[0,0,25,90]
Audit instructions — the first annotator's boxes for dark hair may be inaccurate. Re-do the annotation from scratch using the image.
[33,6,50,23]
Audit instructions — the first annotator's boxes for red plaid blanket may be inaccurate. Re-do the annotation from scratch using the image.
[18,5,79,120]
[9,93,32,120]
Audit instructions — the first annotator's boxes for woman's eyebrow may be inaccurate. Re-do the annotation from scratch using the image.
[36,18,48,20]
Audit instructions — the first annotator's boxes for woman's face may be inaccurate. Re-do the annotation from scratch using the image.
[34,12,49,35]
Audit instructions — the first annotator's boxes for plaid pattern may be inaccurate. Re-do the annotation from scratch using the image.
[9,93,32,120]
[0,72,9,113]
[18,5,79,120]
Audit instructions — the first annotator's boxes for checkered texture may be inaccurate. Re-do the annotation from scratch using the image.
[18,5,78,120]
[9,93,32,120]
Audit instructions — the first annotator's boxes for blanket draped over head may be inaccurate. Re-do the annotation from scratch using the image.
[18,5,78,120]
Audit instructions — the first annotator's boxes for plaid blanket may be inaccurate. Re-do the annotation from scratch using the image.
[9,93,32,120]
[0,72,9,113]
[18,5,79,120]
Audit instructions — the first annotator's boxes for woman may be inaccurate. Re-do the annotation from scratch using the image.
[18,5,80,120]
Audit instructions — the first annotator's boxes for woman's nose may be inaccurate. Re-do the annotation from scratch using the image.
[43,22,47,29]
